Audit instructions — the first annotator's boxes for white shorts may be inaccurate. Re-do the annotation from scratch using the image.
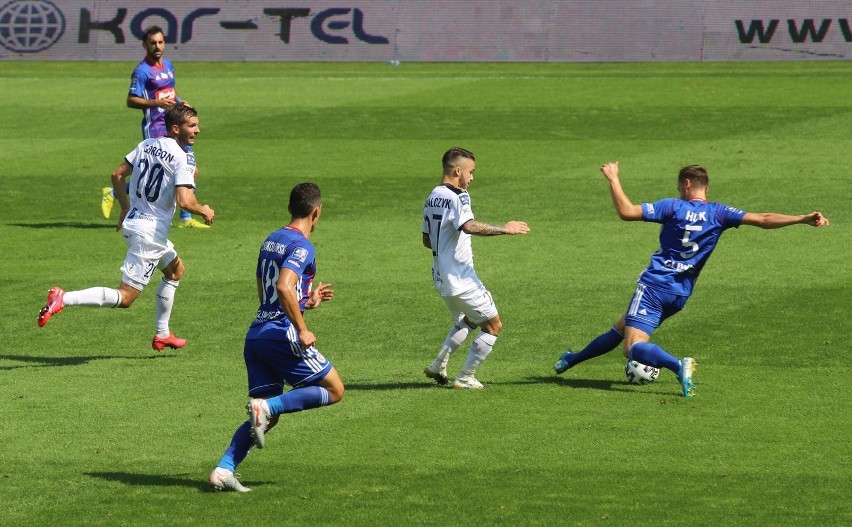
[442,285,498,325]
[120,228,178,291]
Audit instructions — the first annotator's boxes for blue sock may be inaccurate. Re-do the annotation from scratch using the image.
[265,386,332,416]
[628,342,680,374]
[568,327,624,367]
[216,420,253,472]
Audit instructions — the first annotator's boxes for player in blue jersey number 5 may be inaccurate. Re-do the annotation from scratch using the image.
[209,183,343,492]
[554,162,829,397]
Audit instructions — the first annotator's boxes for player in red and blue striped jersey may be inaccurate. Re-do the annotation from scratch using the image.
[101,26,207,228]
[127,27,179,140]
[554,163,829,397]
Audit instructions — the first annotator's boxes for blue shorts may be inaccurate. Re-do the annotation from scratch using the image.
[624,282,688,336]
[244,333,332,397]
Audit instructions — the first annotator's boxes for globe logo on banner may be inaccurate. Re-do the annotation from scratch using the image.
[0,0,65,53]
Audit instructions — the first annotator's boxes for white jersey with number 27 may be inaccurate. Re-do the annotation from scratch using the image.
[422,184,482,296]
[123,136,195,243]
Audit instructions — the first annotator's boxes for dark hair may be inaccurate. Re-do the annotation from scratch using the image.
[164,103,197,130]
[442,147,475,174]
[678,165,709,188]
[143,25,164,41]
[289,183,322,218]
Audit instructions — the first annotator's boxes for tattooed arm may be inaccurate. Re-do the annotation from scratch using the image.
[462,220,530,236]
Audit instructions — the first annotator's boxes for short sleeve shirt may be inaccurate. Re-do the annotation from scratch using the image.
[422,184,480,296]
[123,137,195,242]
[247,226,317,341]
[638,198,747,296]
[129,57,177,139]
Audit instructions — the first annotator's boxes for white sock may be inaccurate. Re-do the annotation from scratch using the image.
[431,319,472,371]
[155,278,179,337]
[458,331,498,378]
[63,287,121,307]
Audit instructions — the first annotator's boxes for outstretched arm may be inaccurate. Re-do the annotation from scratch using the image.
[600,162,643,221]
[462,220,530,236]
[741,211,829,229]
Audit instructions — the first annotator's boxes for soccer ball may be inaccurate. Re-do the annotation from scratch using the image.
[624,360,660,385]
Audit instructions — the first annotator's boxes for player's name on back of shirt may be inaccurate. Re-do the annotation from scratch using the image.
[425,196,453,209]
[143,143,177,163]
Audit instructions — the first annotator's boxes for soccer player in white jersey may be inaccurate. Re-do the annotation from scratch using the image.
[422,147,530,389]
[38,104,215,351]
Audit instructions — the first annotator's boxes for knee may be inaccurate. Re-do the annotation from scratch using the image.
[164,267,184,281]
[163,257,185,281]
[329,383,345,404]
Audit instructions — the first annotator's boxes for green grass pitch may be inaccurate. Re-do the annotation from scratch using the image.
[0,61,849,526]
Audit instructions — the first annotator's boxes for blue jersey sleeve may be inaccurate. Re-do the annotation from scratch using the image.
[718,204,747,229]
[282,242,315,277]
[128,65,147,98]
[642,198,675,223]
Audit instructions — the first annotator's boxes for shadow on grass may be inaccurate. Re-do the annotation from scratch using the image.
[8,222,114,229]
[518,375,674,396]
[0,354,174,370]
[346,381,436,391]
[85,471,272,492]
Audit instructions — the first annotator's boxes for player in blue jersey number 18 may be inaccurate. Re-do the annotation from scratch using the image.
[209,183,343,492]
[553,162,829,397]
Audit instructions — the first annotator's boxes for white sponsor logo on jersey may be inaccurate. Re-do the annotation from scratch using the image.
[288,247,309,268]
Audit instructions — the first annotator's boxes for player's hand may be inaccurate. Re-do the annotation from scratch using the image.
[298,329,317,349]
[600,162,619,181]
[504,221,530,235]
[200,205,215,225]
[809,211,830,227]
[307,282,334,309]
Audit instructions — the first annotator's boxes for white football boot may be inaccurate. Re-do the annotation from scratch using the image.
[209,468,251,493]
[452,375,484,390]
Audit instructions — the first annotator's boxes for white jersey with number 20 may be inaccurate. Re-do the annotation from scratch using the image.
[124,136,195,243]
[422,184,482,296]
